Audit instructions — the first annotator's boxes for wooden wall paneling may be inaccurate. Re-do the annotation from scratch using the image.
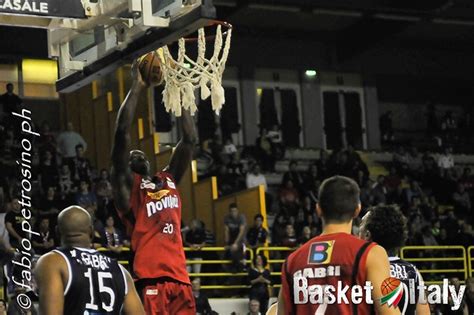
[193,177,217,231]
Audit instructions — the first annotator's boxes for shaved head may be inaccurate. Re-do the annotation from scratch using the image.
[57,206,93,247]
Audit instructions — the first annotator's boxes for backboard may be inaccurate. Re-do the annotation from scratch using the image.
[0,0,217,92]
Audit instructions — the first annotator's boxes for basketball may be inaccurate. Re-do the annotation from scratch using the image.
[138,51,164,86]
[381,277,401,295]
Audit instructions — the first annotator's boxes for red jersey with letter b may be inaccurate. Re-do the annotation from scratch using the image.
[124,171,189,284]
[281,233,375,315]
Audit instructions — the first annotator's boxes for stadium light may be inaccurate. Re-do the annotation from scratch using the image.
[305,70,317,77]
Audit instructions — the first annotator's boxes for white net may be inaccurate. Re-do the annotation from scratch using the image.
[157,23,232,116]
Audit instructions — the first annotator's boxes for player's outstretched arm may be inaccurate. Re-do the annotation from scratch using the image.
[111,61,146,213]
[122,267,145,315]
[366,245,401,315]
[164,109,197,184]
[34,252,68,315]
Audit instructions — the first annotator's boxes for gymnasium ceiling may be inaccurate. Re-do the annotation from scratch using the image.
[215,0,474,57]
[1,0,474,61]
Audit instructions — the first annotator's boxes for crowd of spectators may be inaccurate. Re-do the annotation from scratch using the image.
[380,105,474,152]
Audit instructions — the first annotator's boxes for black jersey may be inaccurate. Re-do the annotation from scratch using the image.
[54,247,128,315]
[389,256,423,315]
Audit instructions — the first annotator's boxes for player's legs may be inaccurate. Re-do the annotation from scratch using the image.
[168,282,195,315]
[139,280,195,315]
[140,281,169,315]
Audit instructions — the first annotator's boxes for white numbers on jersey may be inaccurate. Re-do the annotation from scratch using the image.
[84,269,116,312]
[163,223,174,234]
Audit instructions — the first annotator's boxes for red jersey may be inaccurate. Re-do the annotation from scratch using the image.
[281,233,375,315]
[120,171,189,284]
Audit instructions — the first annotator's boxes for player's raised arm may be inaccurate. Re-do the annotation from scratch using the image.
[111,61,146,213]
[34,252,68,315]
[121,267,146,315]
[366,245,401,315]
[164,109,197,184]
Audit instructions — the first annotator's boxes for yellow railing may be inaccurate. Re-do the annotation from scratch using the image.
[468,246,474,278]
[92,245,473,290]
[400,246,468,284]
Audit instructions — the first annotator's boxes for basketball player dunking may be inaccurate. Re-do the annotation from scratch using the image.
[111,61,197,314]
[34,206,144,314]
[278,176,401,315]
[359,205,430,315]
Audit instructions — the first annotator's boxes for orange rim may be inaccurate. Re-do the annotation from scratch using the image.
[183,20,232,42]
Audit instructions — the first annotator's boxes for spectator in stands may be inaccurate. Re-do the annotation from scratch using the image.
[438,146,454,170]
[371,175,387,205]
[4,199,24,249]
[385,166,401,196]
[38,121,57,154]
[267,125,284,159]
[350,159,369,184]
[279,179,300,218]
[246,164,267,192]
[38,186,62,225]
[300,196,314,218]
[58,163,76,201]
[32,217,55,255]
[248,253,271,314]
[192,278,214,315]
[0,299,6,315]
[102,215,124,256]
[185,219,207,274]
[95,169,114,221]
[316,149,330,178]
[304,164,320,192]
[460,167,474,195]
[452,182,471,219]
[57,121,87,170]
[0,83,22,121]
[38,150,58,191]
[457,222,474,248]
[393,146,409,175]
[255,129,274,172]
[281,224,297,247]
[85,205,105,249]
[379,110,394,145]
[440,111,457,144]
[282,161,304,191]
[421,225,438,246]
[246,214,267,250]
[217,165,236,196]
[407,146,422,178]
[222,138,238,160]
[73,144,92,181]
[403,180,422,206]
[298,226,312,245]
[436,228,449,245]
[224,203,247,272]
[75,180,97,209]
[442,210,460,243]
[248,299,261,315]
[271,214,287,246]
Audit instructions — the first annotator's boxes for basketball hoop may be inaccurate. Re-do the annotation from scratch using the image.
[156,20,232,117]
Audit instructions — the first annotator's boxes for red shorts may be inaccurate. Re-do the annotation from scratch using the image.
[139,279,195,315]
